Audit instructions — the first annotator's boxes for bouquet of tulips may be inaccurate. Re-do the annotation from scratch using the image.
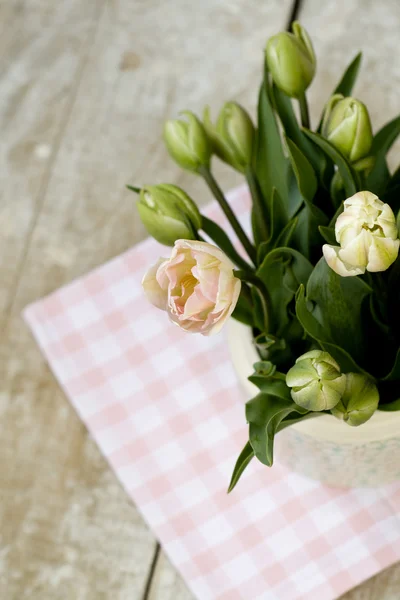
[130,22,400,491]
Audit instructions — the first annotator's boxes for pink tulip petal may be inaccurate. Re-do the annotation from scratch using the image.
[142,258,169,310]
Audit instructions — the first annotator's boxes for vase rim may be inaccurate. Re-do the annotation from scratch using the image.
[227,318,400,444]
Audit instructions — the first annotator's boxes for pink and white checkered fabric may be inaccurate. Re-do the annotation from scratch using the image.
[25,186,400,600]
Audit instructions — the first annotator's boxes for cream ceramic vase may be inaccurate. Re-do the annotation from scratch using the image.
[228,318,400,487]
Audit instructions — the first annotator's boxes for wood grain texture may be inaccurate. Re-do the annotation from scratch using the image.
[2,0,400,598]
[1,0,291,598]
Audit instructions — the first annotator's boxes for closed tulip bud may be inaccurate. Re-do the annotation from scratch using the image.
[323,191,400,277]
[286,350,346,411]
[331,373,379,426]
[137,184,202,246]
[322,94,373,162]
[203,102,255,172]
[163,111,211,172]
[265,21,316,98]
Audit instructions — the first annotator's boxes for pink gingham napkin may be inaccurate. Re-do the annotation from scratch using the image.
[24,186,400,600]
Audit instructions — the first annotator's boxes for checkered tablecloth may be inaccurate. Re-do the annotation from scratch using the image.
[24,186,400,600]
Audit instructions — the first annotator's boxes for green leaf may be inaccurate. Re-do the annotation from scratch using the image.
[255,80,288,213]
[285,137,328,258]
[378,399,400,412]
[257,188,289,264]
[275,217,298,249]
[201,216,252,271]
[126,185,141,194]
[248,361,291,400]
[367,116,400,196]
[382,347,400,381]
[288,167,304,218]
[285,137,317,203]
[232,283,255,327]
[334,52,363,96]
[318,225,336,245]
[227,441,254,492]
[302,129,359,197]
[251,287,266,332]
[277,411,323,432]
[253,334,288,362]
[272,84,325,176]
[257,248,313,335]
[295,285,370,374]
[317,53,362,132]
[307,258,372,365]
[246,393,307,466]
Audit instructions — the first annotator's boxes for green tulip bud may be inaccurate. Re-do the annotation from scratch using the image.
[203,102,255,172]
[265,21,316,98]
[331,373,379,426]
[286,350,346,411]
[322,94,373,162]
[163,111,211,172]
[137,184,202,246]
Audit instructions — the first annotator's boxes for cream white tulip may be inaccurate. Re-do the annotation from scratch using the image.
[323,191,400,277]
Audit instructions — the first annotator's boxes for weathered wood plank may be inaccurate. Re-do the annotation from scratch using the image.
[0,1,157,598]
[1,0,292,598]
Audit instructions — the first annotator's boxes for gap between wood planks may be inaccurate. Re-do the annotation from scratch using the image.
[140,0,305,597]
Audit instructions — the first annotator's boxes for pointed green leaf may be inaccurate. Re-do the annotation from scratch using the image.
[285,137,328,257]
[255,80,288,211]
[257,188,289,264]
[317,53,362,131]
[126,185,141,194]
[334,52,363,96]
[288,166,304,218]
[228,441,254,492]
[275,217,298,248]
[272,84,325,176]
[285,136,318,203]
[302,129,359,197]
[246,393,307,466]
[318,225,336,245]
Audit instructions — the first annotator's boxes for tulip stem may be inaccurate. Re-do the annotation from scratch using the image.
[200,166,257,266]
[201,216,254,272]
[234,270,271,332]
[299,93,310,129]
[245,167,269,244]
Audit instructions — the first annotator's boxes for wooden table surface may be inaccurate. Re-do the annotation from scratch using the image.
[2,0,400,598]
